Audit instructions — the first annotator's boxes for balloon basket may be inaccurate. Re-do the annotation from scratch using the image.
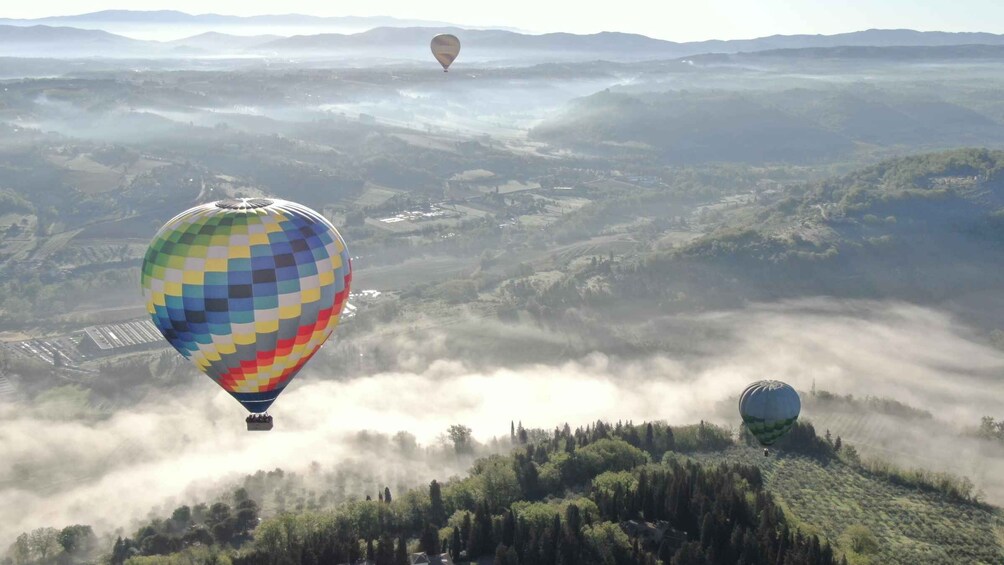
[247,418,273,431]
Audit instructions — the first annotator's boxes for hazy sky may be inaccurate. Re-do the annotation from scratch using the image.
[8,0,1004,41]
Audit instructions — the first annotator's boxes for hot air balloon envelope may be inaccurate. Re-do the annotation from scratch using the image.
[431,34,461,71]
[141,198,352,414]
[739,380,801,446]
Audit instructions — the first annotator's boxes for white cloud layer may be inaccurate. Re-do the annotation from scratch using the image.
[1,298,1002,548]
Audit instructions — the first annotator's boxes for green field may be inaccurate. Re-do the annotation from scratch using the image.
[699,448,1004,565]
[353,182,402,208]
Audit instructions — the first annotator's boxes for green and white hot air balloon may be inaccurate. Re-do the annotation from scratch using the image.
[739,380,801,447]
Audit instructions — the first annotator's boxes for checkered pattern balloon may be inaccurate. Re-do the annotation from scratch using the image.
[141,198,351,413]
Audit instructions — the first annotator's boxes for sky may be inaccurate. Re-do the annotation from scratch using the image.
[6,0,1004,41]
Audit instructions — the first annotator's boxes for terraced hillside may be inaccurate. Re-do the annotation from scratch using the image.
[698,448,1004,564]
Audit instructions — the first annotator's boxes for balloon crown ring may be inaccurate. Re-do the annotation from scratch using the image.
[216,198,274,210]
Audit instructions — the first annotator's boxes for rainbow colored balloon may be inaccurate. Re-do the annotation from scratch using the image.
[141,198,351,413]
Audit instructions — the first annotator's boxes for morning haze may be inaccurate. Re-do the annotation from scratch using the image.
[0,4,1002,565]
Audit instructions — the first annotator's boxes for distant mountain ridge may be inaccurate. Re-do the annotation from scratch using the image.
[4,16,1004,61]
[253,26,1004,64]
[691,28,1004,52]
[686,43,1004,63]
[164,31,281,50]
[0,9,461,30]
[0,24,148,55]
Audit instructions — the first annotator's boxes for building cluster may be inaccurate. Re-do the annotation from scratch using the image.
[79,320,164,355]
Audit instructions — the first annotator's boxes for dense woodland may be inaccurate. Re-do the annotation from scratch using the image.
[8,418,998,565]
[6,421,849,565]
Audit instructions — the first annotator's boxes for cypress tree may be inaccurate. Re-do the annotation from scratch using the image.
[395,536,409,565]
[502,509,516,546]
[451,527,463,562]
[420,523,440,556]
[430,481,446,527]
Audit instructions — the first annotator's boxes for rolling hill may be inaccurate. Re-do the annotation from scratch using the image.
[532,89,1004,163]
[625,149,1004,307]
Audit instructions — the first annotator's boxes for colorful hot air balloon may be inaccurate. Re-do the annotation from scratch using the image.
[739,380,801,447]
[430,33,461,72]
[141,198,351,421]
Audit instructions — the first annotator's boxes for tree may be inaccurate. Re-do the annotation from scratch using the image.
[468,503,494,558]
[841,524,879,555]
[841,444,861,465]
[10,533,31,565]
[420,523,441,556]
[478,455,521,512]
[206,502,235,546]
[170,506,193,533]
[502,510,516,546]
[494,543,511,565]
[448,425,474,454]
[27,528,61,563]
[140,533,178,556]
[58,524,95,558]
[234,496,259,535]
[430,480,447,527]
[461,513,472,552]
[834,436,842,452]
[395,536,409,565]
[208,502,231,525]
[109,537,139,565]
[565,504,582,538]
[580,522,631,565]
[516,455,542,501]
[376,534,395,565]
[384,487,393,504]
[182,526,214,547]
[451,527,463,562]
[393,431,419,456]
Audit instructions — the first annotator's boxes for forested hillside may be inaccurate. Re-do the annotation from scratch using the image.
[532,90,1004,163]
[485,149,1004,314]
[9,420,999,565]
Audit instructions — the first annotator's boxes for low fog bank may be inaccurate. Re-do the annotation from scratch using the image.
[2,298,1003,547]
[695,300,1004,502]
